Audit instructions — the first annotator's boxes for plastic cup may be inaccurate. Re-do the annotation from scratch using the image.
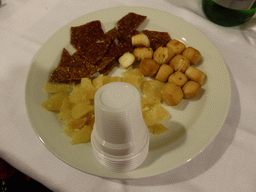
[91,82,149,172]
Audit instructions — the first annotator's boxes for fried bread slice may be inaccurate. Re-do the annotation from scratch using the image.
[117,12,147,37]
[142,30,171,50]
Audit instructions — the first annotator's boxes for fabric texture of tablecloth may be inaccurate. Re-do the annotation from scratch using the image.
[1,0,256,191]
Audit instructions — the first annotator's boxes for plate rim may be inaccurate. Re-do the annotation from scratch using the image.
[25,6,231,179]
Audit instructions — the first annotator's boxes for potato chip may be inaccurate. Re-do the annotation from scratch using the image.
[123,68,144,83]
[63,112,95,139]
[142,104,169,126]
[66,117,88,129]
[43,83,71,93]
[121,68,145,89]
[103,76,122,85]
[142,107,153,126]
[57,98,74,121]
[80,78,94,89]
[123,68,144,77]
[41,92,68,111]
[63,125,76,138]
[92,74,104,90]
[91,75,122,91]
[151,104,170,122]
[148,123,168,134]
[71,102,94,119]
[140,96,161,109]
[69,85,96,104]
[122,76,141,89]
[140,80,165,100]
[86,115,95,127]
[71,125,93,145]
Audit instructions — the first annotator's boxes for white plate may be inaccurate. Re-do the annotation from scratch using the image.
[25,6,231,179]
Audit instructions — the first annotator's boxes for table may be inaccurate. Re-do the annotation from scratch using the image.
[1,0,256,191]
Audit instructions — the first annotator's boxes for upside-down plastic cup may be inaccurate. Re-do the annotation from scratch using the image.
[91,82,149,172]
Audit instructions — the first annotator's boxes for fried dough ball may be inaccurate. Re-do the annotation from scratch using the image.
[131,33,150,47]
[133,47,153,61]
[118,52,135,69]
[160,82,184,106]
[182,81,201,99]
[168,71,188,87]
[153,46,174,65]
[169,54,190,73]
[185,66,206,84]
[139,58,160,77]
[166,39,186,54]
[182,47,201,65]
[155,64,174,82]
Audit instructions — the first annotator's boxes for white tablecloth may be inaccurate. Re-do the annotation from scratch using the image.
[1,0,256,191]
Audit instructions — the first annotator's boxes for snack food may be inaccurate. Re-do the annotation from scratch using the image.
[142,30,171,50]
[118,52,136,69]
[148,123,168,135]
[182,81,201,99]
[140,80,165,101]
[142,104,170,126]
[166,39,186,55]
[42,69,170,144]
[185,66,206,84]
[182,47,201,65]
[153,46,174,65]
[122,68,144,89]
[41,92,68,111]
[139,59,160,77]
[70,20,105,51]
[131,33,150,47]
[168,71,188,87]
[169,54,190,73]
[133,47,153,61]
[117,12,147,37]
[155,64,174,83]
[42,12,208,145]
[49,12,148,84]
[160,82,184,106]
[43,83,71,93]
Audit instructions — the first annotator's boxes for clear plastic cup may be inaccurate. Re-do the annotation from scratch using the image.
[91,82,149,172]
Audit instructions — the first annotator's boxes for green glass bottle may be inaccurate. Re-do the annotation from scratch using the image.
[202,0,256,26]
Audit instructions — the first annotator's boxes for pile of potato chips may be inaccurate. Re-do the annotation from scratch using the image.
[42,69,170,144]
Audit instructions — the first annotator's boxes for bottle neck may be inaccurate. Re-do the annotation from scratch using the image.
[213,0,256,10]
